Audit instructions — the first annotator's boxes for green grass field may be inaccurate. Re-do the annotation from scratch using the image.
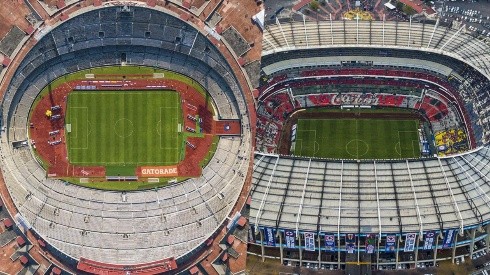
[293,119,420,159]
[65,91,183,168]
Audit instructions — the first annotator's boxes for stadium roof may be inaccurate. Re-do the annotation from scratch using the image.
[262,20,490,79]
[251,151,490,235]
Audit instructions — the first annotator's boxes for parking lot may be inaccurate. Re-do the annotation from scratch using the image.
[264,0,406,26]
[436,0,490,37]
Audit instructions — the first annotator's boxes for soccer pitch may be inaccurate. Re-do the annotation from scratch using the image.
[65,91,183,167]
[293,119,420,159]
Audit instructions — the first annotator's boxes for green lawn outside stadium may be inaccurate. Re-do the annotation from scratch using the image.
[65,90,183,167]
[293,119,420,159]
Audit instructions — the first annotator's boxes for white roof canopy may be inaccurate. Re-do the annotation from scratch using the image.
[385,2,396,10]
[252,9,265,31]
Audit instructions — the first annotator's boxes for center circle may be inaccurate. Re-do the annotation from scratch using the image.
[345,139,369,158]
[114,118,134,138]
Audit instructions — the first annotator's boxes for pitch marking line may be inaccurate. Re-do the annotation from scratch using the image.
[345,139,369,159]
[397,130,418,157]
[159,106,179,150]
[314,141,320,156]
[395,142,402,157]
[71,118,77,139]
[296,129,316,157]
[114,118,134,138]
[69,107,89,150]
[295,139,303,156]
[69,160,180,165]
[73,91,175,96]
[356,120,358,158]
[411,140,419,158]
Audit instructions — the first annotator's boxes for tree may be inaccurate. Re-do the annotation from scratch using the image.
[403,5,416,15]
[395,1,404,10]
[309,0,320,11]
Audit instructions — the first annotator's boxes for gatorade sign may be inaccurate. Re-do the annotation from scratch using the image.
[138,166,179,177]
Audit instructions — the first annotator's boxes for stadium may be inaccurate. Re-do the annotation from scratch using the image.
[1,0,490,274]
[249,19,490,273]
[0,1,259,274]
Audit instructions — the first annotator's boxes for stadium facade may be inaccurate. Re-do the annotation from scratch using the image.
[249,19,490,271]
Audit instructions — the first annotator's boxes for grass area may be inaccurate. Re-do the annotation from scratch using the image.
[62,179,161,191]
[28,65,215,122]
[62,177,189,191]
[293,119,420,159]
[247,254,291,275]
[200,135,220,168]
[63,179,158,191]
[62,176,192,191]
[65,90,183,166]
[29,65,221,191]
[105,165,137,176]
[32,149,49,171]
